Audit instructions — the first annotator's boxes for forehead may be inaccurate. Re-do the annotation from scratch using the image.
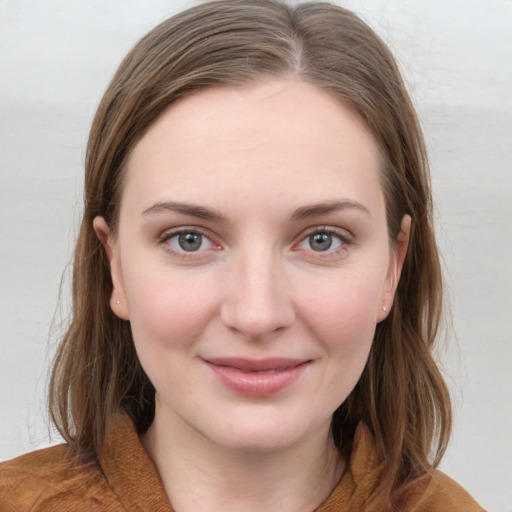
[122,80,385,217]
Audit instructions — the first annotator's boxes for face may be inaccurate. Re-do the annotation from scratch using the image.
[95,80,409,453]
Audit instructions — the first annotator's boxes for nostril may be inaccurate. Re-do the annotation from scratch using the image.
[220,301,295,339]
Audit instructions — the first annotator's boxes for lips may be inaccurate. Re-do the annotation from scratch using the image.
[203,357,310,396]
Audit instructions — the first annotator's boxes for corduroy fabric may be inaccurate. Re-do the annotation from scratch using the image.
[0,412,484,511]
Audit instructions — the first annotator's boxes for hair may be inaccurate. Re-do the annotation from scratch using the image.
[49,1,451,509]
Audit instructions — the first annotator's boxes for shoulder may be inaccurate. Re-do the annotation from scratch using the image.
[340,423,485,512]
[0,444,120,511]
[410,469,485,512]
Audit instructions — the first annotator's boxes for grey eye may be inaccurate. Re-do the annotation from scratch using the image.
[175,232,203,251]
[165,230,216,255]
[308,232,333,251]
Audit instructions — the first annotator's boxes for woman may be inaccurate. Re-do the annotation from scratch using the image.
[0,1,484,510]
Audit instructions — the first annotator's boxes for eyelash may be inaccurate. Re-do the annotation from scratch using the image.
[295,227,352,256]
[157,226,352,258]
[157,227,218,259]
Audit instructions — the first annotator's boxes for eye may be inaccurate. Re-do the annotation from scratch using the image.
[296,230,345,252]
[164,230,215,253]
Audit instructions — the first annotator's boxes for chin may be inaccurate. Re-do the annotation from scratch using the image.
[213,431,297,454]
[203,415,323,455]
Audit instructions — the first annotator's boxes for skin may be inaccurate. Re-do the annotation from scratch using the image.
[94,80,410,512]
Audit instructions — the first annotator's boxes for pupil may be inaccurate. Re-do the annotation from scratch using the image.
[178,233,202,251]
[310,233,332,251]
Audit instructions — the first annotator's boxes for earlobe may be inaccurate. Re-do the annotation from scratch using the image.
[378,214,411,321]
[93,216,130,320]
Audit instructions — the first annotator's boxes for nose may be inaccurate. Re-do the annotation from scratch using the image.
[220,248,296,340]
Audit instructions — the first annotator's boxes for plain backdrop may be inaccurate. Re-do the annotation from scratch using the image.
[1,1,511,511]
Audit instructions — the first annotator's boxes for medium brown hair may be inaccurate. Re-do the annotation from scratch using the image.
[49,1,451,508]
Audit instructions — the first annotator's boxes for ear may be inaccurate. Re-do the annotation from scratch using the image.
[378,214,411,322]
[93,216,130,320]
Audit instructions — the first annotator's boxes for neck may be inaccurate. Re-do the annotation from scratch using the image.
[141,405,345,512]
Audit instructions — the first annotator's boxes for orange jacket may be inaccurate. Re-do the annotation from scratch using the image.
[0,412,484,511]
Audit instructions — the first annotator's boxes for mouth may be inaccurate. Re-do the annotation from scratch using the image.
[202,357,311,396]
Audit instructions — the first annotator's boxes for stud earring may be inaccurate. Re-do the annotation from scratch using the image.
[382,305,388,312]
[116,300,120,305]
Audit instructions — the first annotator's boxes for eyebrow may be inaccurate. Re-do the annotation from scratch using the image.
[142,199,371,222]
[291,200,371,221]
[142,201,226,221]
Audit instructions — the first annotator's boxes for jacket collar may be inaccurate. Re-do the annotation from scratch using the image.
[99,411,385,512]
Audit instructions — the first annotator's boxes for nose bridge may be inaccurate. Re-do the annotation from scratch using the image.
[221,241,294,338]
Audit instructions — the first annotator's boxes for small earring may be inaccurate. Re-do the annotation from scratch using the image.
[116,300,120,305]
[382,305,388,312]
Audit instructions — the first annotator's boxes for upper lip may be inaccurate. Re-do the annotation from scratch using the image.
[203,357,309,372]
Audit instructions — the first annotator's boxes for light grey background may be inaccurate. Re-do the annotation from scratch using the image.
[1,1,511,510]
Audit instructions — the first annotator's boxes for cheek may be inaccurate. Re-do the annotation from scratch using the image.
[123,269,222,402]
[295,268,384,369]
[123,266,220,351]
[303,274,381,402]
[298,268,383,333]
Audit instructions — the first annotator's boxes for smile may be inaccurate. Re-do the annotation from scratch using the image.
[203,358,311,396]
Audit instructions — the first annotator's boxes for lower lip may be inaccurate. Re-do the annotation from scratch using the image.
[204,361,309,396]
